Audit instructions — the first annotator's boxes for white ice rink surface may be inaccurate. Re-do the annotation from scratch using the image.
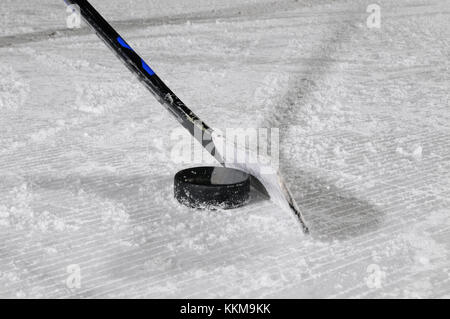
[0,0,449,298]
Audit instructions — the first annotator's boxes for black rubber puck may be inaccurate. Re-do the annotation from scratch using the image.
[174,166,250,210]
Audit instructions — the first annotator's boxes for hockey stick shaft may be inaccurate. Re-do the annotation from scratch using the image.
[64,0,220,158]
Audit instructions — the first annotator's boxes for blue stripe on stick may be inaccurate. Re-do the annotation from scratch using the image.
[142,60,155,76]
[117,37,155,75]
[117,36,133,50]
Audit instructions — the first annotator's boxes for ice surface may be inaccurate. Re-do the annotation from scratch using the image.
[0,0,449,298]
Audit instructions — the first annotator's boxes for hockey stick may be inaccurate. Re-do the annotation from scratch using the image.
[63,0,309,233]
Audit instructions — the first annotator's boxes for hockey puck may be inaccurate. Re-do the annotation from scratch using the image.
[174,166,250,210]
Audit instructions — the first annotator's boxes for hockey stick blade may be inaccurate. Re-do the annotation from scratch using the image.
[211,133,310,234]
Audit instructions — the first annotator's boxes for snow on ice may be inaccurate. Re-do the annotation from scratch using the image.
[0,0,449,298]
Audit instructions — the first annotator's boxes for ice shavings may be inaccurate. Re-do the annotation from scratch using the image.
[0,66,29,110]
[0,183,67,232]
